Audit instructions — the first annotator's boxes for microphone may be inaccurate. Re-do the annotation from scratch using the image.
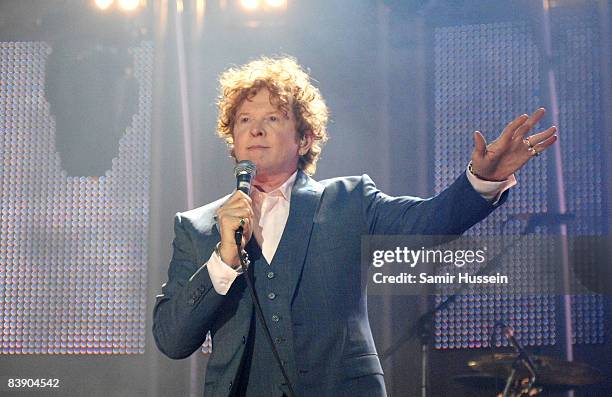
[231,160,296,397]
[233,160,257,245]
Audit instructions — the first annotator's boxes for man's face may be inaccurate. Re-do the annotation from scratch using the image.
[232,88,305,178]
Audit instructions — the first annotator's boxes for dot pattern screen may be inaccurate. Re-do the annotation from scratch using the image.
[0,41,153,354]
[432,14,605,349]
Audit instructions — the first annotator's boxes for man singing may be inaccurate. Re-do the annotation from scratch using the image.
[153,56,557,396]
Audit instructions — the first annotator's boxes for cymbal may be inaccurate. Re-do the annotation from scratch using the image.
[452,373,512,390]
[452,373,572,392]
[467,353,606,386]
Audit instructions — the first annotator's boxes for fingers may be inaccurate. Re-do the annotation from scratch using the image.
[532,134,558,155]
[218,205,253,221]
[223,190,252,209]
[513,107,546,139]
[215,190,254,247]
[525,126,557,146]
[472,131,487,159]
[217,191,253,222]
[500,113,529,142]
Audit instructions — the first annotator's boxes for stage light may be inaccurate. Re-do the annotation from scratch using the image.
[94,0,114,10]
[118,0,141,12]
[239,0,260,11]
[265,0,285,8]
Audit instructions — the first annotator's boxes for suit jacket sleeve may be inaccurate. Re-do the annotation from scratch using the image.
[152,212,228,359]
[362,171,507,235]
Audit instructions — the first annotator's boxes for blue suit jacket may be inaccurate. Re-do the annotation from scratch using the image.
[152,170,506,396]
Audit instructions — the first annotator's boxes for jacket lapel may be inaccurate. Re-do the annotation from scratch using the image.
[270,170,323,301]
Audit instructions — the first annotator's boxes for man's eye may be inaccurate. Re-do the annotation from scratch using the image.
[239,116,249,123]
[269,115,278,122]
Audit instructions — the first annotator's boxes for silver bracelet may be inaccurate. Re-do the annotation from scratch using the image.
[214,241,248,270]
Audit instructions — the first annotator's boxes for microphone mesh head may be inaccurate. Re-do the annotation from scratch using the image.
[234,160,257,178]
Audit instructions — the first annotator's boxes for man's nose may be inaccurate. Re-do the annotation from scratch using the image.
[249,120,265,136]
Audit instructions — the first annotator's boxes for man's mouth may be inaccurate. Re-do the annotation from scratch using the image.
[247,145,270,150]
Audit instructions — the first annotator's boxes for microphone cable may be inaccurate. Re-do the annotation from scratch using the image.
[235,237,297,397]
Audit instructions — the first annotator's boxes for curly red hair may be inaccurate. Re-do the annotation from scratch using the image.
[217,56,329,175]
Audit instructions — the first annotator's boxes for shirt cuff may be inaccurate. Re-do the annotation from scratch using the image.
[465,164,517,205]
[205,250,243,295]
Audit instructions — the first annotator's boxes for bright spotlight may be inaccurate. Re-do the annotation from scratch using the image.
[265,0,286,8]
[94,0,114,10]
[118,0,140,12]
[239,0,260,11]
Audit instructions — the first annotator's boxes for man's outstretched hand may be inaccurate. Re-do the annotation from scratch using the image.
[471,108,558,182]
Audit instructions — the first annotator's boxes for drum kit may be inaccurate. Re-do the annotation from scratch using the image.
[453,352,606,397]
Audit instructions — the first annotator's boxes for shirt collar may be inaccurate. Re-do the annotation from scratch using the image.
[253,170,298,202]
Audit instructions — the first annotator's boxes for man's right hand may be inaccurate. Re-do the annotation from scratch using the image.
[214,190,254,269]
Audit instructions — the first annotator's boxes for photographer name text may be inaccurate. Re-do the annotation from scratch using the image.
[372,272,508,284]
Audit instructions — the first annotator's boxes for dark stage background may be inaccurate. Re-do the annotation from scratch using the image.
[0,0,611,396]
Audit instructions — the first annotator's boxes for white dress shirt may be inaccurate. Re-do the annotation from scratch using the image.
[205,167,515,295]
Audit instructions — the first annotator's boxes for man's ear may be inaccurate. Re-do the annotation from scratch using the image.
[298,132,314,156]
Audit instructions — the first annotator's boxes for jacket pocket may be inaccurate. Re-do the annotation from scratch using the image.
[340,352,384,380]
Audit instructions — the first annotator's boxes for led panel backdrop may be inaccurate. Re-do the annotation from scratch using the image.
[0,41,153,354]
[432,10,605,349]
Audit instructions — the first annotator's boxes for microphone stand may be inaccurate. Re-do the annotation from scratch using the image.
[499,324,538,397]
[381,235,523,396]
[380,219,555,397]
